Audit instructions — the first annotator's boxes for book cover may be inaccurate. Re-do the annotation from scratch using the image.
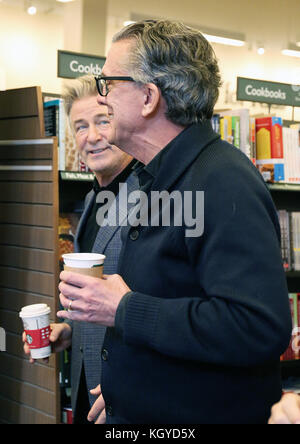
[278,209,292,271]
[249,117,256,165]
[255,116,284,182]
[211,114,220,134]
[224,115,233,144]
[220,117,228,142]
[281,294,298,361]
[282,127,292,183]
[291,212,300,271]
[232,116,240,149]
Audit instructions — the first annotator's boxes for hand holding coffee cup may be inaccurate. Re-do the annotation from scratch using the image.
[20,304,52,360]
[57,253,131,326]
[61,253,106,313]
[22,322,73,364]
[62,253,106,279]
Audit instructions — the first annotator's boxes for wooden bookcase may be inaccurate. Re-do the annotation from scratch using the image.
[0,87,60,424]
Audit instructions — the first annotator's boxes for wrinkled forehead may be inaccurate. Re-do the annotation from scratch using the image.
[70,96,109,122]
[102,39,136,76]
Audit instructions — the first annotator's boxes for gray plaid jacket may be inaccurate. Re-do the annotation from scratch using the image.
[70,172,139,416]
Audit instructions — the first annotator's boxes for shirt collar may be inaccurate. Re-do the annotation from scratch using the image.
[93,159,136,194]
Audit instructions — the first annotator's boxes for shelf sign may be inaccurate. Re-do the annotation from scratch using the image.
[57,50,105,79]
[60,171,94,181]
[237,77,300,107]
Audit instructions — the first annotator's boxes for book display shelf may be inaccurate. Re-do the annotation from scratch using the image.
[0,86,93,424]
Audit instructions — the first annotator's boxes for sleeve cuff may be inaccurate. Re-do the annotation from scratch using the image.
[114,291,133,336]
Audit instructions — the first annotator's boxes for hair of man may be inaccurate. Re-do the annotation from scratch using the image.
[112,19,222,126]
[62,74,98,118]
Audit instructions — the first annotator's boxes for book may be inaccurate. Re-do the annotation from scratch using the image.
[223,115,233,144]
[44,98,66,170]
[291,212,300,271]
[282,127,300,183]
[249,117,256,165]
[281,293,300,361]
[231,115,240,148]
[278,209,292,271]
[255,116,284,182]
[219,109,251,159]
[211,114,220,134]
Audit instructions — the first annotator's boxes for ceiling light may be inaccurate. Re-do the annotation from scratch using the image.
[282,43,300,58]
[123,21,136,27]
[198,25,245,47]
[282,49,300,58]
[56,0,75,3]
[128,15,246,48]
[257,47,265,55]
[27,5,37,15]
[202,33,245,47]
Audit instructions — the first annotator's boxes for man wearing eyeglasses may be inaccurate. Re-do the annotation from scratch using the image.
[58,20,291,424]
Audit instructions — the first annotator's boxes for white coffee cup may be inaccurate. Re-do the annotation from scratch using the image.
[62,253,106,277]
[20,304,51,359]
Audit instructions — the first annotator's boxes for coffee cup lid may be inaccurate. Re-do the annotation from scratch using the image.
[62,253,106,268]
[19,303,51,319]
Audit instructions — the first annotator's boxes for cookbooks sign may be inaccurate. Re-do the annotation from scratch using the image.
[237,77,300,107]
[57,50,105,79]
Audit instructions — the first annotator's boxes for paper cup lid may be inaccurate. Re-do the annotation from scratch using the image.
[19,303,51,319]
[62,253,106,268]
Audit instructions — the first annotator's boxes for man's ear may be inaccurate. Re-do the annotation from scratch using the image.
[142,83,160,117]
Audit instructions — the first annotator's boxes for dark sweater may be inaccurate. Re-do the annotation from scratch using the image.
[101,121,291,424]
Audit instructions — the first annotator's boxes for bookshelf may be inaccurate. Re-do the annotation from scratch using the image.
[0,134,60,424]
[0,84,299,420]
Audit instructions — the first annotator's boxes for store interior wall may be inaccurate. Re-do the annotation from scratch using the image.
[0,0,299,119]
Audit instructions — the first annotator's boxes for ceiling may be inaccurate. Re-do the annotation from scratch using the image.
[0,0,68,15]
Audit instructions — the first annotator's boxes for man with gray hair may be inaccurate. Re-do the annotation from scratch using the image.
[58,20,291,424]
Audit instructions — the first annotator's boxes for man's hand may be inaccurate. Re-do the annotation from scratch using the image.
[23,323,72,364]
[268,393,300,424]
[57,271,130,326]
[88,385,106,424]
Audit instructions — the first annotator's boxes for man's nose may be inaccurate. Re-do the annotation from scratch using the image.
[97,94,107,106]
[87,125,102,143]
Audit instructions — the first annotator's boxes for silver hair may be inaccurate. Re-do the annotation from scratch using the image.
[113,20,222,125]
[62,75,98,117]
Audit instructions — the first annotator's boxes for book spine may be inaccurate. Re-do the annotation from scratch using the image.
[270,117,283,159]
[249,117,256,165]
[232,116,240,149]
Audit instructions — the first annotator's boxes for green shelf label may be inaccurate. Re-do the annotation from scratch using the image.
[237,77,300,107]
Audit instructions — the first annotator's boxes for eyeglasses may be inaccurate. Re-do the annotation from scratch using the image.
[95,76,135,97]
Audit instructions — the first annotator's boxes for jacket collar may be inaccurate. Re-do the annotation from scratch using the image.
[146,120,219,192]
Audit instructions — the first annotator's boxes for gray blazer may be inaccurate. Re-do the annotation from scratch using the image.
[70,172,139,416]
